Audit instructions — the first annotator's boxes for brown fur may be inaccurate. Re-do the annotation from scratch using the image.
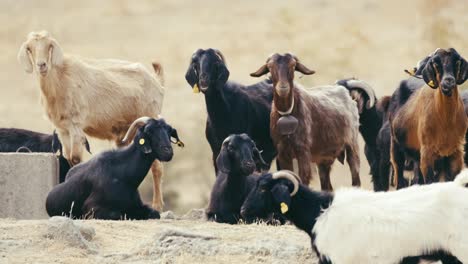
[252,53,360,189]
[391,86,467,186]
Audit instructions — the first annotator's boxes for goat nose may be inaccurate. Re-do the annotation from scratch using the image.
[443,77,456,87]
[37,62,46,68]
[162,146,172,153]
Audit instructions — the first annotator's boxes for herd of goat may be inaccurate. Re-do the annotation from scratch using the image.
[1,31,468,263]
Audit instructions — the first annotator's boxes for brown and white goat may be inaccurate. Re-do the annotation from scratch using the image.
[18,31,166,210]
[391,48,468,188]
[250,53,363,190]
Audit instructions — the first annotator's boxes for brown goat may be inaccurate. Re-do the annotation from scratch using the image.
[251,53,362,190]
[391,48,468,188]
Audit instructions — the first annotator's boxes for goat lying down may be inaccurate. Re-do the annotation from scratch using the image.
[46,117,183,220]
[241,170,468,264]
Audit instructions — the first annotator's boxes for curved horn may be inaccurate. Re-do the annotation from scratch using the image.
[345,79,376,109]
[121,116,152,145]
[272,170,301,196]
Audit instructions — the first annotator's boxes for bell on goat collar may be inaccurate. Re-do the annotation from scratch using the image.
[277,115,299,136]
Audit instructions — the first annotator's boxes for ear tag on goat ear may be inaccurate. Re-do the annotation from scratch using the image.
[139,138,145,145]
[176,140,185,148]
[193,84,200,93]
[428,80,435,88]
[280,202,289,214]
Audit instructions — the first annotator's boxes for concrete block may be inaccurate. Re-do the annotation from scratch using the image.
[0,153,58,219]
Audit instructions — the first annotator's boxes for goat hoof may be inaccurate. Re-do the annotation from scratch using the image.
[148,210,160,219]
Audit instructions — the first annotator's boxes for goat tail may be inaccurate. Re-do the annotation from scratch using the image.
[152,62,165,86]
[454,169,468,187]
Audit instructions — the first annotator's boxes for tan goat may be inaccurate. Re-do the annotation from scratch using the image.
[18,31,166,210]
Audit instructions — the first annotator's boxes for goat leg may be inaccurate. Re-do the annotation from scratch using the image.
[318,161,334,191]
[390,140,408,189]
[420,149,436,185]
[150,160,164,211]
[345,144,361,187]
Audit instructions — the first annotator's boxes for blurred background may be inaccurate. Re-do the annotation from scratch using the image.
[1,0,467,213]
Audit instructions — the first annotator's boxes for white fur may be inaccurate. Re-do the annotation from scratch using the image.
[313,170,468,264]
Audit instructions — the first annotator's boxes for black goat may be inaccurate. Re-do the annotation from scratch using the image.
[45,117,183,220]
[206,134,268,224]
[185,48,275,173]
[0,128,90,183]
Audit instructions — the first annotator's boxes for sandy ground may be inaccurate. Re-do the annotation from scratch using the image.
[0,213,316,264]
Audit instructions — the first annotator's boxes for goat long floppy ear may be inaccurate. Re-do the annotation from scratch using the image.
[295,62,315,75]
[250,64,269,77]
[456,58,468,85]
[185,63,198,87]
[170,128,185,148]
[18,42,33,73]
[49,38,64,66]
[216,147,231,173]
[271,183,292,214]
[216,62,230,84]
[253,147,269,171]
[422,59,439,89]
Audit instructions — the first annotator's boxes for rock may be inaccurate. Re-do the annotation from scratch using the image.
[160,211,177,220]
[44,216,97,254]
[181,208,206,221]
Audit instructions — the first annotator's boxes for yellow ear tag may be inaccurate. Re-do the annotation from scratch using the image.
[193,84,200,93]
[139,138,145,145]
[428,80,434,87]
[176,140,185,148]
[280,202,289,214]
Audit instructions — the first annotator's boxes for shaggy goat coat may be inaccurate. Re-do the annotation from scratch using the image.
[271,84,360,185]
[313,172,468,264]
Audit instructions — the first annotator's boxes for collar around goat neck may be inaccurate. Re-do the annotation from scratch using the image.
[277,96,295,116]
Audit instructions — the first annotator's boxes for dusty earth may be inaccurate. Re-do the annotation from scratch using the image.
[0,212,316,264]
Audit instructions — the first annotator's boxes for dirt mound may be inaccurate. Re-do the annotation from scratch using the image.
[44,216,97,254]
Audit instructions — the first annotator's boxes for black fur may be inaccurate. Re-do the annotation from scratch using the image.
[241,173,333,260]
[45,118,181,220]
[0,128,91,183]
[185,48,276,173]
[206,134,270,224]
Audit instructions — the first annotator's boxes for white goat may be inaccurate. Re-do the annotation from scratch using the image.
[242,169,468,264]
[18,31,166,210]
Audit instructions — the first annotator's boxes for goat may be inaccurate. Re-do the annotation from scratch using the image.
[0,128,90,183]
[185,48,275,174]
[337,78,390,190]
[206,134,269,224]
[250,53,361,190]
[241,170,468,264]
[45,117,183,220]
[390,48,468,188]
[18,31,167,210]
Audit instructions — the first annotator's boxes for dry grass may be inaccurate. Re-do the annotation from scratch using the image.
[1,0,467,213]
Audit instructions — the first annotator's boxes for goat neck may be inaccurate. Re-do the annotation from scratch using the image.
[284,186,334,237]
[118,143,156,188]
[434,87,461,122]
[274,85,296,116]
[204,82,232,125]
[224,167,249,190]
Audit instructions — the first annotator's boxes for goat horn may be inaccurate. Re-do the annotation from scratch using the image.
[345,79,376,110]
[272,170,301,196]
[121,116,152,145]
